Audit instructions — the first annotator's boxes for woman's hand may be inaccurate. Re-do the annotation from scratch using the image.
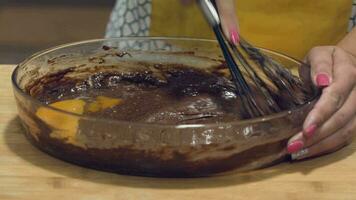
[215,0,239,44]
[288,46,356,160]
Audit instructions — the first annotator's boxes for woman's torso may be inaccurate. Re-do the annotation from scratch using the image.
[150,0,352,59]
[107,0,354,59]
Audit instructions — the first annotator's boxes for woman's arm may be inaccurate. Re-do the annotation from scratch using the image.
[338,28,356,56]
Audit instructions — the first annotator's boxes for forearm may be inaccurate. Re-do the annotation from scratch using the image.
[337,27,356,57]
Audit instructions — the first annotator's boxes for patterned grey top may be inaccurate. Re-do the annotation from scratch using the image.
[106,0,356,38]
[105,0,151,38]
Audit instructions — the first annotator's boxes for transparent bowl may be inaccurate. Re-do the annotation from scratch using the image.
[12,37,318,177]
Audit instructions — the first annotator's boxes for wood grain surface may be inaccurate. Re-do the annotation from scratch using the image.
[1,65,356,200]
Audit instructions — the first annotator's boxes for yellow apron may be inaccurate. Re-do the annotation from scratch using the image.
[150,0,351,60]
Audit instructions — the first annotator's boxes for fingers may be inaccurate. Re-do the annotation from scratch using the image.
[305,87,356,146]
[291,117,355,160]
[215,0,239,45]
[303,47,356,138]
[287,87,356,153]
[306,46,334,87]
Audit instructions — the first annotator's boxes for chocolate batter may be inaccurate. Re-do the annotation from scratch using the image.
[15,51,316,177]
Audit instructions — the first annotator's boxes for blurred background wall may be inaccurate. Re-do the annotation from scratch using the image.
[0,0,116,63]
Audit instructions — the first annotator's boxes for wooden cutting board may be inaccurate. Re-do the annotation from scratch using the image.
[1,65,356,200]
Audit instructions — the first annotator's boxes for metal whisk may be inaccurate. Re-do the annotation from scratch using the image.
[198,0,310,118]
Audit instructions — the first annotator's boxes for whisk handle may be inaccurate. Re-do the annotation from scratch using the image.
[213,26,250,94]
[198,0,220,27]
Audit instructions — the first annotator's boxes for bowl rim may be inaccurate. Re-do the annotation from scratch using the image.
[12,37,318,128]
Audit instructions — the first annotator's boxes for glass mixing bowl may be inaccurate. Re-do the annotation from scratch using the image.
[12,38,318,177]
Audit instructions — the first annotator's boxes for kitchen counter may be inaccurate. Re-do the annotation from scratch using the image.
[1,64,356,200]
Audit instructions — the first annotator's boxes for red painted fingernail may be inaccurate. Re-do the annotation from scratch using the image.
[287,140,304,154]
[230,28,240,45]
[304,124,317,138]
[316,73,330,87]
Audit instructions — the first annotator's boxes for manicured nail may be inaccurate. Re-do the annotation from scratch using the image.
[287,140,304,154]
[230,28,239,45]
[291,148,309,160]
[304,124,317,138]
[316,73,330,87]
